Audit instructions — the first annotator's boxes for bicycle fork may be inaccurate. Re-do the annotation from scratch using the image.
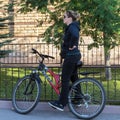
[23,72,41,95]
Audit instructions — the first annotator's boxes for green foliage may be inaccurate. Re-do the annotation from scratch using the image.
[0,1,14,58]
[0,39,14,58]
[78,0,120,51]
[16,0,120,50]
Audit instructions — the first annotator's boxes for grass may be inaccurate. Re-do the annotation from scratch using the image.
[0,67,120,105]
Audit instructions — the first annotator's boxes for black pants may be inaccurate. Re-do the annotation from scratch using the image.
[59,54,81,106]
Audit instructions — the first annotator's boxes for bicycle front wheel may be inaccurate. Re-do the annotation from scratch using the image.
[12,75,41,114]
[68,78,106,119]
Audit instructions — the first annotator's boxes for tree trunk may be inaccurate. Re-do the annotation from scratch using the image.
[105,51,112,80]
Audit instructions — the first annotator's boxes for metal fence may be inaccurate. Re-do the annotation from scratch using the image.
[0,43,120,65]
[0,65,120,104]
[0,43,120,104]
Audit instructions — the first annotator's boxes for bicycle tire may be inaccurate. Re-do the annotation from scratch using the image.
[68,78,106,119]
[12,75,41,114]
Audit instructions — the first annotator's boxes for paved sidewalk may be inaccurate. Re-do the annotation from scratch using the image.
[0,101,120,120]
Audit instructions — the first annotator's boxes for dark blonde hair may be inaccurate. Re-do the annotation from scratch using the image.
[66,10,80,21]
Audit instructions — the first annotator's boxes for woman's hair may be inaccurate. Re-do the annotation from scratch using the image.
[66,10,80,21]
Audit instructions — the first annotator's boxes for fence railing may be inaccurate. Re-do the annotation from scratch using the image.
[0,43,120,65]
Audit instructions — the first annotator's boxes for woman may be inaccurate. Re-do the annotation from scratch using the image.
[48,10,81,111]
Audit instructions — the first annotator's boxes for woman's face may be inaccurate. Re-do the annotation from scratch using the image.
[63,13,72,25]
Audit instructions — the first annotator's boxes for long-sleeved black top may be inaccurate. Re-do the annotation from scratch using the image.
[62,21,80,54]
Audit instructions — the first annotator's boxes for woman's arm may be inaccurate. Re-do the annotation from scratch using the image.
[69,24,79,50]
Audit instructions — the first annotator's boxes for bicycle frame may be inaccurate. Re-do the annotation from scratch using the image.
[39,65,61,95]
[30,48,61,95]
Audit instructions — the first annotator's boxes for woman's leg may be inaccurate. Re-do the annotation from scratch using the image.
[71,65,83,99]
[59,59,76,106]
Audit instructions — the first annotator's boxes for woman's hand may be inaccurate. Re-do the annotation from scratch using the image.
[69,45,76,50]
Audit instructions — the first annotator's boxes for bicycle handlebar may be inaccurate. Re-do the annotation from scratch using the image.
[31,48,55,62]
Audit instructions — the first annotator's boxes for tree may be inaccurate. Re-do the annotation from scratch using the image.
[0,1,14,58]
[79,0,120,80]
[16,0,120,79]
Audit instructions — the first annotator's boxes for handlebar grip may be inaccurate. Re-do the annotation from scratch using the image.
[48,56,55,59]
[43,54,55,59]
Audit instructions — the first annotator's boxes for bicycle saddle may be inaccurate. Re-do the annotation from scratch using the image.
[77,61,83,67]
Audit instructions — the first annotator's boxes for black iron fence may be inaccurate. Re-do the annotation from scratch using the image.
[0,43,120,104]
[0,65,120,104]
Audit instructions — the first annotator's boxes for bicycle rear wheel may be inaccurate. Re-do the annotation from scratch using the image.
[68,78,106,119]
[12,75,40,114]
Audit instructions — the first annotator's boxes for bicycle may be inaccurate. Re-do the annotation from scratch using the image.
[12,48,106,119]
